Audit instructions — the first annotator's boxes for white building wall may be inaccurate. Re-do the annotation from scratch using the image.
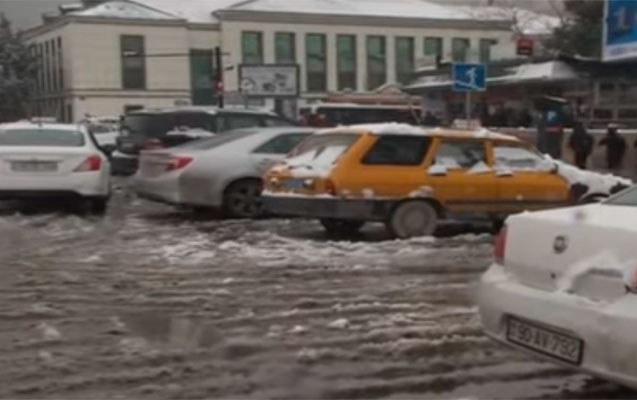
[220,20,513,95]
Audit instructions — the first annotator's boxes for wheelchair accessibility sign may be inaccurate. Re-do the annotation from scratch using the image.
[453,63,486,92]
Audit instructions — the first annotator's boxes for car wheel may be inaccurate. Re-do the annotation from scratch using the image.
[386,201,437,239]
[223,179,264,218]
[320,219,365,235]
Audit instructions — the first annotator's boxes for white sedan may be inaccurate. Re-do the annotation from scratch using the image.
[133,127,315,217]
[0,121,111,213]
[479,186,637,389]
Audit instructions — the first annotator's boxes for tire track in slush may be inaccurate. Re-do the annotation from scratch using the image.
[0,188,632,398]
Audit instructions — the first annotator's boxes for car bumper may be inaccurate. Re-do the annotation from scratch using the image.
[133,175,182,205]
[262,194,394,221]
[0,173,109,199]
[479,264,637,389]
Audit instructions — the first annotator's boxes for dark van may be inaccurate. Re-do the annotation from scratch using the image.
[113,106,295,175]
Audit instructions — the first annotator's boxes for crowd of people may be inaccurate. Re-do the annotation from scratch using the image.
[568,122,633,173]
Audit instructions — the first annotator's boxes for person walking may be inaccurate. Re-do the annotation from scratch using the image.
[599,123,627,171]
[568,121,594,169]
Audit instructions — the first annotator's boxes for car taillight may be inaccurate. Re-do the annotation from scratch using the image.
[73,154,102,172]
[144,138,164,150]
[325,179,336,196]
[166,156,193,172]
[494,226,507,265]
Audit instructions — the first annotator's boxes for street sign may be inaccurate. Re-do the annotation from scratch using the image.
[452,63,486,92]
[238,64,300,97]
[603,0,637,61]
[517,38,534,56]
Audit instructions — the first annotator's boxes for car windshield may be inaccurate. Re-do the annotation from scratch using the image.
[173,130,258,151]
[0,128,85,147]
[605,186,637,206]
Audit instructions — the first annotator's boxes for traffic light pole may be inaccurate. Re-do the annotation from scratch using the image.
[465,91,471,128]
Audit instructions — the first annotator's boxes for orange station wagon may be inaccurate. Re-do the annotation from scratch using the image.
[262,124,620,238]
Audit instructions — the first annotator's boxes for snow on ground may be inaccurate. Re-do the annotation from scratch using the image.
[0,184,633,399]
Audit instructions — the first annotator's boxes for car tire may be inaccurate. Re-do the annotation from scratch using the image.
[386,201,437,239]
[320,219,365,235]
[222,179,264,219]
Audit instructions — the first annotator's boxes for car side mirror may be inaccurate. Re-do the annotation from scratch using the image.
[428,164,448,176]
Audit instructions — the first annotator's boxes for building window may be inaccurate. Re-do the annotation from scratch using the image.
[275,32,296,64]
[452,38,470,62]
[395,36,414,85]
[50,39,57,92]
[479,39,497,63]
[190,49,214,105]
[44,41,50,93]
[424,37,443,59]
[37,44,44,94]
[367,35,386,90]
[306,33,327,92]
[242,31,263,64]
[120,35,146,90]
[58,37,64,90]
[337,34,357,91]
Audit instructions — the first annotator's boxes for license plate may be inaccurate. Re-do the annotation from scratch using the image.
[11,161,58,172]
[283,179,305,189]
[507,317,583,365]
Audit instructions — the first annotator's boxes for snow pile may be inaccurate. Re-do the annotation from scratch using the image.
[557,250,636,294]
[554,160,631,197]
[468,161,492,175]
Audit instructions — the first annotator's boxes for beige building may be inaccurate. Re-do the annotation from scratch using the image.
[24,0,556,121]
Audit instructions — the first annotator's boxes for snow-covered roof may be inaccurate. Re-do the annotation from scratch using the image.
[134,0,239,24]
[71,0,181,20]
[225,0,510,22]
[458,6,560,36]
[405,60,579,92]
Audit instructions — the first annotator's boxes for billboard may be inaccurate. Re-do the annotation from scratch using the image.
[238,64,299,97]
[603,0,637,61]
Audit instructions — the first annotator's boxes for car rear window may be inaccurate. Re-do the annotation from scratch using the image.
[286,133,359,169]
[122,112,215,137]
[0,128,85,147]
[174,130,258,151]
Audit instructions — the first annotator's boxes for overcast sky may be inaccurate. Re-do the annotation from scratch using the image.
[1,0,561,31]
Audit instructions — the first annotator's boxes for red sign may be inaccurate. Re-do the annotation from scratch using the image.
[517,38,534,56]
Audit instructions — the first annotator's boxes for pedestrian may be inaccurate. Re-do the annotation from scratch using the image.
[599,123,626,171]
[567,121,594,169]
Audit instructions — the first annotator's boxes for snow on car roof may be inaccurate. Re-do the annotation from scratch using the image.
[0,121,84,132]
[318,123,520,141]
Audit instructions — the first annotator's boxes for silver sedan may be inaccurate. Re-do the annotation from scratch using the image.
[133,127,315,217]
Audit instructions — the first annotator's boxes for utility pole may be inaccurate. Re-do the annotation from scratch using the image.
[214,47,224,108]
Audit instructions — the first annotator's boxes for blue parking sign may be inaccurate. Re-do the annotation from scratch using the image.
[453,63,486,92]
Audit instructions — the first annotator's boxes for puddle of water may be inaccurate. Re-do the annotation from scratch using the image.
[121,312,222,351]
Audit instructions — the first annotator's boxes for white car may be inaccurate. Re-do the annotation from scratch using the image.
[133,127,315,217]
[479,186,637,389]
[0,121,111,213]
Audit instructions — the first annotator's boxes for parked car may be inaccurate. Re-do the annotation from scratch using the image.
[479,186,637,389]
[133,127,315,217]
[262,123,630,238]
[113,107,296,175]
[0,121,111,213]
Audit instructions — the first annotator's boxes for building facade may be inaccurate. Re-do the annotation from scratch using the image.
[23,0,550,121]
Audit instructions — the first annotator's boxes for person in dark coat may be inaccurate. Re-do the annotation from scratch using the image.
[568,121,594,169]
[599,123,626,170]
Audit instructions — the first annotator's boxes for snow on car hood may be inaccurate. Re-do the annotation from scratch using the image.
[553,159,632,197]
